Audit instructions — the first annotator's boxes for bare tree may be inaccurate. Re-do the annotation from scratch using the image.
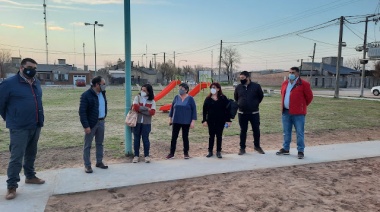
[158,60,176,83]
[221,47,241,83]
[373,61,380,78]
[0,49,12,78]
[344,57,361,70]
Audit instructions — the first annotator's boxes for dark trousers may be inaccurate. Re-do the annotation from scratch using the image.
[133,123,151,157]
[238,113,261,149]
[83,120,105,167]
[170,123,190,155]
[207,121,225,152]
[7,127,41,189]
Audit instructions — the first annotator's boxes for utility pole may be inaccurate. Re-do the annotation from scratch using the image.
[360,16,370,97]
[174,51,176,67]
[145,44,147,69]
[153,53,157,69]
[218,40,222,82]
[299,59,303,74]
[43,0,48,64]
[164,52,166,64]
[310,43,316,87]
[83,42,86,70]
[334,16,344,99]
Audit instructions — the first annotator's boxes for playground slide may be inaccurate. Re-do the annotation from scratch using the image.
[154,80,181,102]
[159,82,211,112]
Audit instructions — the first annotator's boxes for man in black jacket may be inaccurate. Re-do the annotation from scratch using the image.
[234,71,265,155]
[79,76,108,173]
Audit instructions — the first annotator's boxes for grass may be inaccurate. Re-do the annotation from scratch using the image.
[0,86,380,158]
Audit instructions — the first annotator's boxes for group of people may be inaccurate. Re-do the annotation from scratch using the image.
[0,58,313,200]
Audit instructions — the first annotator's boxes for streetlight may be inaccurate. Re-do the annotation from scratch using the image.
[84,21,104,76]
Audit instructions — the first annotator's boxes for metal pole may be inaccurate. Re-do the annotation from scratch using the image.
[93,22,97,76]
[43,0,48,64]
[218,40,222,82]
[310,43,316,87]
[360,16,369,97]
[124,0,133,156]
[334,16,344,99]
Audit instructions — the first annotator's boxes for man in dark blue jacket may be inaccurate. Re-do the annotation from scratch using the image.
[0,58,45,200]
[79,76,108,173]
[234,71,265,155]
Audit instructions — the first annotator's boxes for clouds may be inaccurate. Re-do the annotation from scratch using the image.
[51,0,122,5]
[48,26,65,31]
[0,23,24,29]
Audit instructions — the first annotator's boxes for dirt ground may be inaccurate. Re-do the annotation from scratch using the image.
[35,127,380,211]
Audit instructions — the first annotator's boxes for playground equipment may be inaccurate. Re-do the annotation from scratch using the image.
[154,80,181,102]
[159,82,211,112]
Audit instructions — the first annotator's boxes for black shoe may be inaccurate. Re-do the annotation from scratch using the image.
[254,147,265,154]
[216,151,222,158]
[206,152,213,158]
[96,162,108,169]
[298,152,304,159]
[276,148,290,155]
[238,149,246,155]
[85,166,93,173]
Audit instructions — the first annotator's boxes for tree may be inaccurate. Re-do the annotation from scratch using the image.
[221,47,241,83]
[373,61,380,78]
[158,60,176,83]
[344,57,361,70]
[0,49,12,78]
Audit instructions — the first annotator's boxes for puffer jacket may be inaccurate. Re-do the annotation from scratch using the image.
[79,88,107,129]
[234,81,264,113]
[281,78,313,115]
[0,72,44,129]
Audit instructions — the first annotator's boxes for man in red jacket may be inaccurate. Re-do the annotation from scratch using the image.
[276,67,313,159]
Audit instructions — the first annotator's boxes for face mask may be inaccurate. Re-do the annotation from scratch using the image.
[179,89,186,95]
[240,79,247,85]
[289,74,296,81]
[210,88,217,94]
[23,68,36,78]
[100,84,106,91]
[141,91,147,97]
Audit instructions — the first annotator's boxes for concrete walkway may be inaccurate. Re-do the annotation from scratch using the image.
[1,140,380,211]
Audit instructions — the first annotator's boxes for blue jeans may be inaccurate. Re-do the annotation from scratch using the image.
[133,123,151,157]
[83,120,105,167]
[282,110,305,152]
[7,127,41,189]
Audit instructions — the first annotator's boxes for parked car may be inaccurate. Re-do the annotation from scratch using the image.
[371,86,380,96]
[76,79,86,87]
[233,81,238,88]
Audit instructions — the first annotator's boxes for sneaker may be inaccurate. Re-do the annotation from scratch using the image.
[206,152,213,158]
[96,162,108,169]
[238,149,246,155]
[298,152,304,159]
[5,188,16,200]
[25,177,45,184]
[216,151,222,159]
[166,153,174,160]
[132,156,139,163]
[254,147,265,154]
[85,166,93,173]
[276,148,290,155]
[145,156,151,163]
[184,153,190,159]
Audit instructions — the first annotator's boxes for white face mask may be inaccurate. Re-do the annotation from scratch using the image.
[210,88,217,95]
[140,91,147,97]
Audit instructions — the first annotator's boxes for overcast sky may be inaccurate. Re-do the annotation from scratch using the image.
[0,0,379,71]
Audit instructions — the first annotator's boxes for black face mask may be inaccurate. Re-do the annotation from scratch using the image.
[240,79,247,85]
[23,68,36,78]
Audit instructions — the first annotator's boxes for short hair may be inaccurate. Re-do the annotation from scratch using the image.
[290,67,300,73]
[142,84,155,101]
[179,83,189,93]
[91,76,103,87]
[21,58,37,66]
[240,71,250,78]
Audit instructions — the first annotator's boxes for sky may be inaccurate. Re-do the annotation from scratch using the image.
[0,0,379,71]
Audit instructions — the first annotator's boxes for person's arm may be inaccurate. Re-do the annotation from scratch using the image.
[132,96,140,111]
[234,87,238,101]
[202,98,208,123]
[79,92,90,132]
[257,84,264,103]
[0,81,9,120]
[140,100,156,116]
[304,82,314,106]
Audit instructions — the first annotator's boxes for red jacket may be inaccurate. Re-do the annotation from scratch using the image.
[281,78,313,115]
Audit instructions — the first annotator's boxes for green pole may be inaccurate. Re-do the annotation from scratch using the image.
[124,0,133,156]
